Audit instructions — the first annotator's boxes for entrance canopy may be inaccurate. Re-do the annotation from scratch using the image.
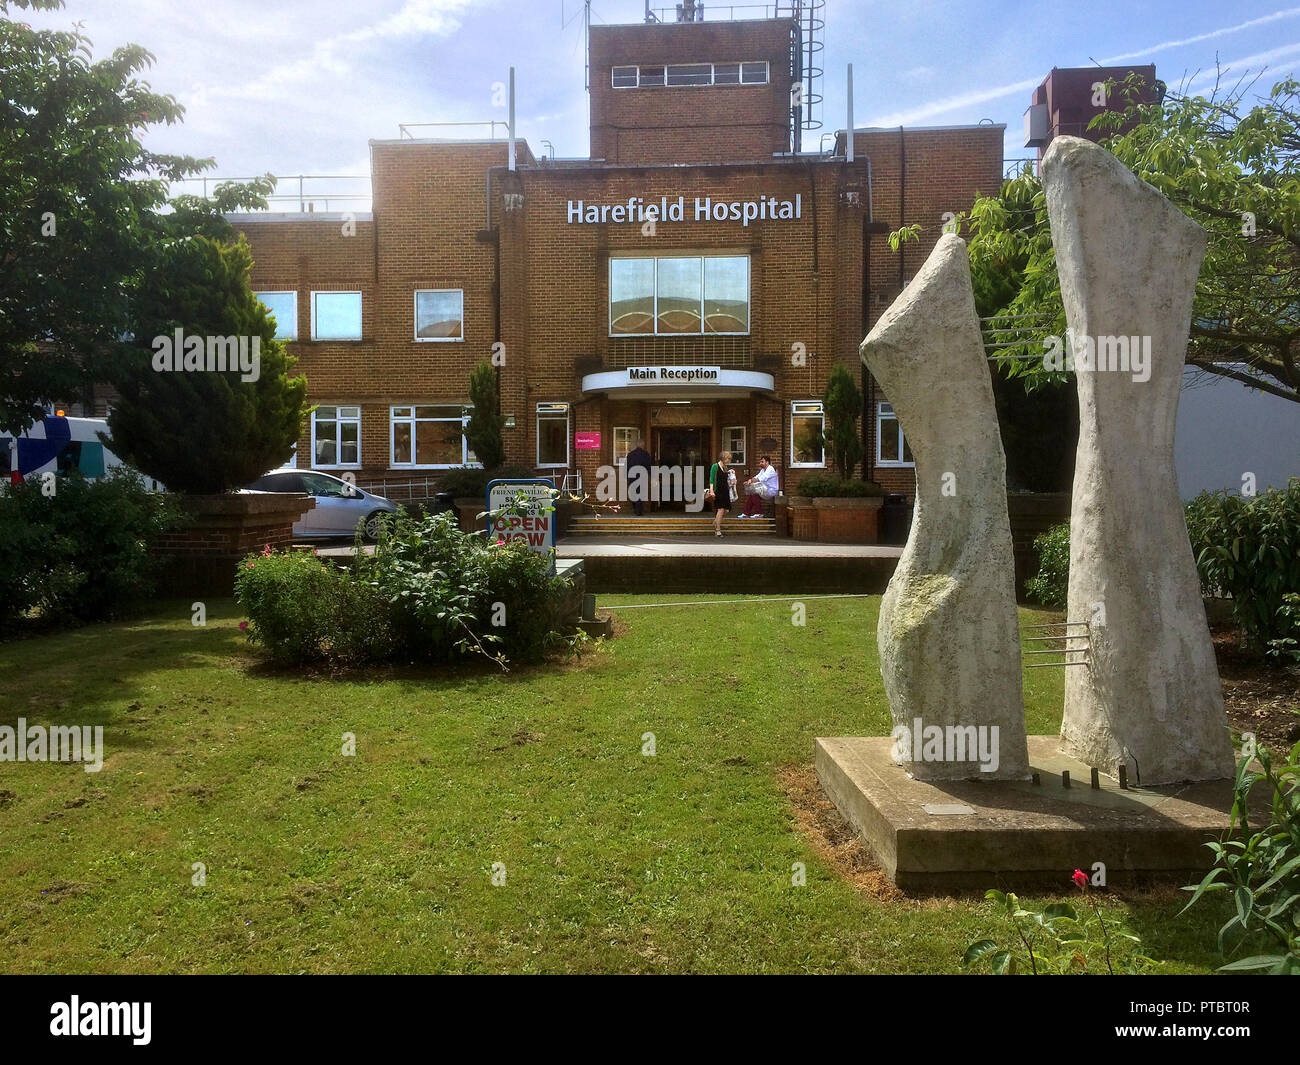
[581,365,776,399]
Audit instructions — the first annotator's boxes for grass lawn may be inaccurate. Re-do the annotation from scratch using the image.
[0,594,1230,974]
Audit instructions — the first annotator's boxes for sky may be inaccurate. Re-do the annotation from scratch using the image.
[19,0,1300,205]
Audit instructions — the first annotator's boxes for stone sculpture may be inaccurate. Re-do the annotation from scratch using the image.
[860,233,1030,781]
[1042,136,1233,784]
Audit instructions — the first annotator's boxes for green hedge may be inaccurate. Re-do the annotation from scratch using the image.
[235,511,572,667]
[1027,479,1300,660]
[0,470,181,635]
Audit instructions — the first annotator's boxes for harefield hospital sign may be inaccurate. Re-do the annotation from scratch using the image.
[567,194,801,227]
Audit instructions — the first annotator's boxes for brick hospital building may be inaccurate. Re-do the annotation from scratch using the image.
[229,4,1004,502]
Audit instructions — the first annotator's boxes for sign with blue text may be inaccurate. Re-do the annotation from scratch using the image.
[486,478,556,575]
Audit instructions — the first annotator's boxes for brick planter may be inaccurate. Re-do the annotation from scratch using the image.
[773,494,790,537]
[813,496,883,544]
[788,495,818,541]
[156,492,316,597]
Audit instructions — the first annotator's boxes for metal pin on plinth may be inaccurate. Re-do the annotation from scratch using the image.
[1090,768,1100,790]
[1118,764,1129,790]
[1061,770,1071,788]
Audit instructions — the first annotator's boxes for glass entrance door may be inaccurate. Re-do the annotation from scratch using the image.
[653,427,709,510]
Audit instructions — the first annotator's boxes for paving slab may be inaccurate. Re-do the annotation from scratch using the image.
[815,735,1236,894]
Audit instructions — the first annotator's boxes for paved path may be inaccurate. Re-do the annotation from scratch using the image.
[557,535,902,558]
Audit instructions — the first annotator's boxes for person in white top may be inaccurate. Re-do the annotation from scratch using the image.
[739,456,779,517]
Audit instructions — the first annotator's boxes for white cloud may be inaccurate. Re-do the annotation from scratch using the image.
[867,9,1300,127]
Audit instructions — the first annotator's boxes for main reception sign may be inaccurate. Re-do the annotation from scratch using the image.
[567,194,801,227]
[580,366,775,397]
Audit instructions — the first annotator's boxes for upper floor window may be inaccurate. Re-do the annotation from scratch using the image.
[254,291,297,340]
[414,289,464,341]
[311,291,362,341]
[610,61,768,88]
[610,255,749,336]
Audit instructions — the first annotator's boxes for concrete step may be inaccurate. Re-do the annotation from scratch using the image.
[567,517,775,535]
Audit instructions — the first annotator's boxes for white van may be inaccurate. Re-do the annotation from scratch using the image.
[1,414,164,491]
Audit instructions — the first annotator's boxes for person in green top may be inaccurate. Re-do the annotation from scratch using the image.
[708,450,733,537]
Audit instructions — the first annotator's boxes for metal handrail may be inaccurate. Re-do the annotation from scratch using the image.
[398,120,511,140]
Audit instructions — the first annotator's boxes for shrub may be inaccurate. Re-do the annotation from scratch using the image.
[464,361,505,470]
[822,365,864,480]
[797,473,886,498]
[437,464,535,500]
[1181,734,1300,974]
[233,548,393,665]
[0,469,180,634]
[1186,480,1300,655]
[236,510,571,667]
[1025,521,1070,608]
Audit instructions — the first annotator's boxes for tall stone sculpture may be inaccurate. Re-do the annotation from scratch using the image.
[860,233,1029,781]
[1042,136,1233,784]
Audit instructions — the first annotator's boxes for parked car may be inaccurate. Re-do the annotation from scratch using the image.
[244,468,400,540]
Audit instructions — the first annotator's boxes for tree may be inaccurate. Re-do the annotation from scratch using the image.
[104,235,306,494]
[463,361,505,470]
[823,364,863,480]
[0,0,272,433]
[907,72,1300,404]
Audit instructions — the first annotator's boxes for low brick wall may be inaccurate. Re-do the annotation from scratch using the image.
[157,493,315,597]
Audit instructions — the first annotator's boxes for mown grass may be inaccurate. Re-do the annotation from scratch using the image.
[0,595,1228,973]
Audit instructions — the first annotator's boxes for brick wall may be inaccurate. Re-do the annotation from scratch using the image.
[588,19,796,164]
[228,122,1004,505]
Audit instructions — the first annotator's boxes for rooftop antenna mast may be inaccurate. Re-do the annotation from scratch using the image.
[562,1,594,90]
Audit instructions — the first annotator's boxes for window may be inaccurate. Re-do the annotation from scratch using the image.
[390,405,474,468]
[255,291,298,340]
[613,426,636,466]
[311,291,362,341]
[667,63,712,86]
[704,256,749,333]
[609,255,749,336]
[722,426,746,467]
[300,471,350,498]
[876,402,915,467]
[656,257,702,334]
[791,401,824,468]
[312,405,361,467]
[609,62,767,88]
[414,289,464,341]
[537,402,569,467]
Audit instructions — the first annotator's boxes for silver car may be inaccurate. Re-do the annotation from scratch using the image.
[245,469,400,540]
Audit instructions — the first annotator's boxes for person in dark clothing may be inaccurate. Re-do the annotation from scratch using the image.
[708,450,732,536]
[626,438,653,516]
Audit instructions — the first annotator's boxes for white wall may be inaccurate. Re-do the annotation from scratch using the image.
[1175,368,1300,498]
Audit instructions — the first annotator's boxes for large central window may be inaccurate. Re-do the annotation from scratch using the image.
[610,255,749,336]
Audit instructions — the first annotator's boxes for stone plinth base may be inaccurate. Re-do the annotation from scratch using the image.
[815,735,1235,894]
[156,493,315,597]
